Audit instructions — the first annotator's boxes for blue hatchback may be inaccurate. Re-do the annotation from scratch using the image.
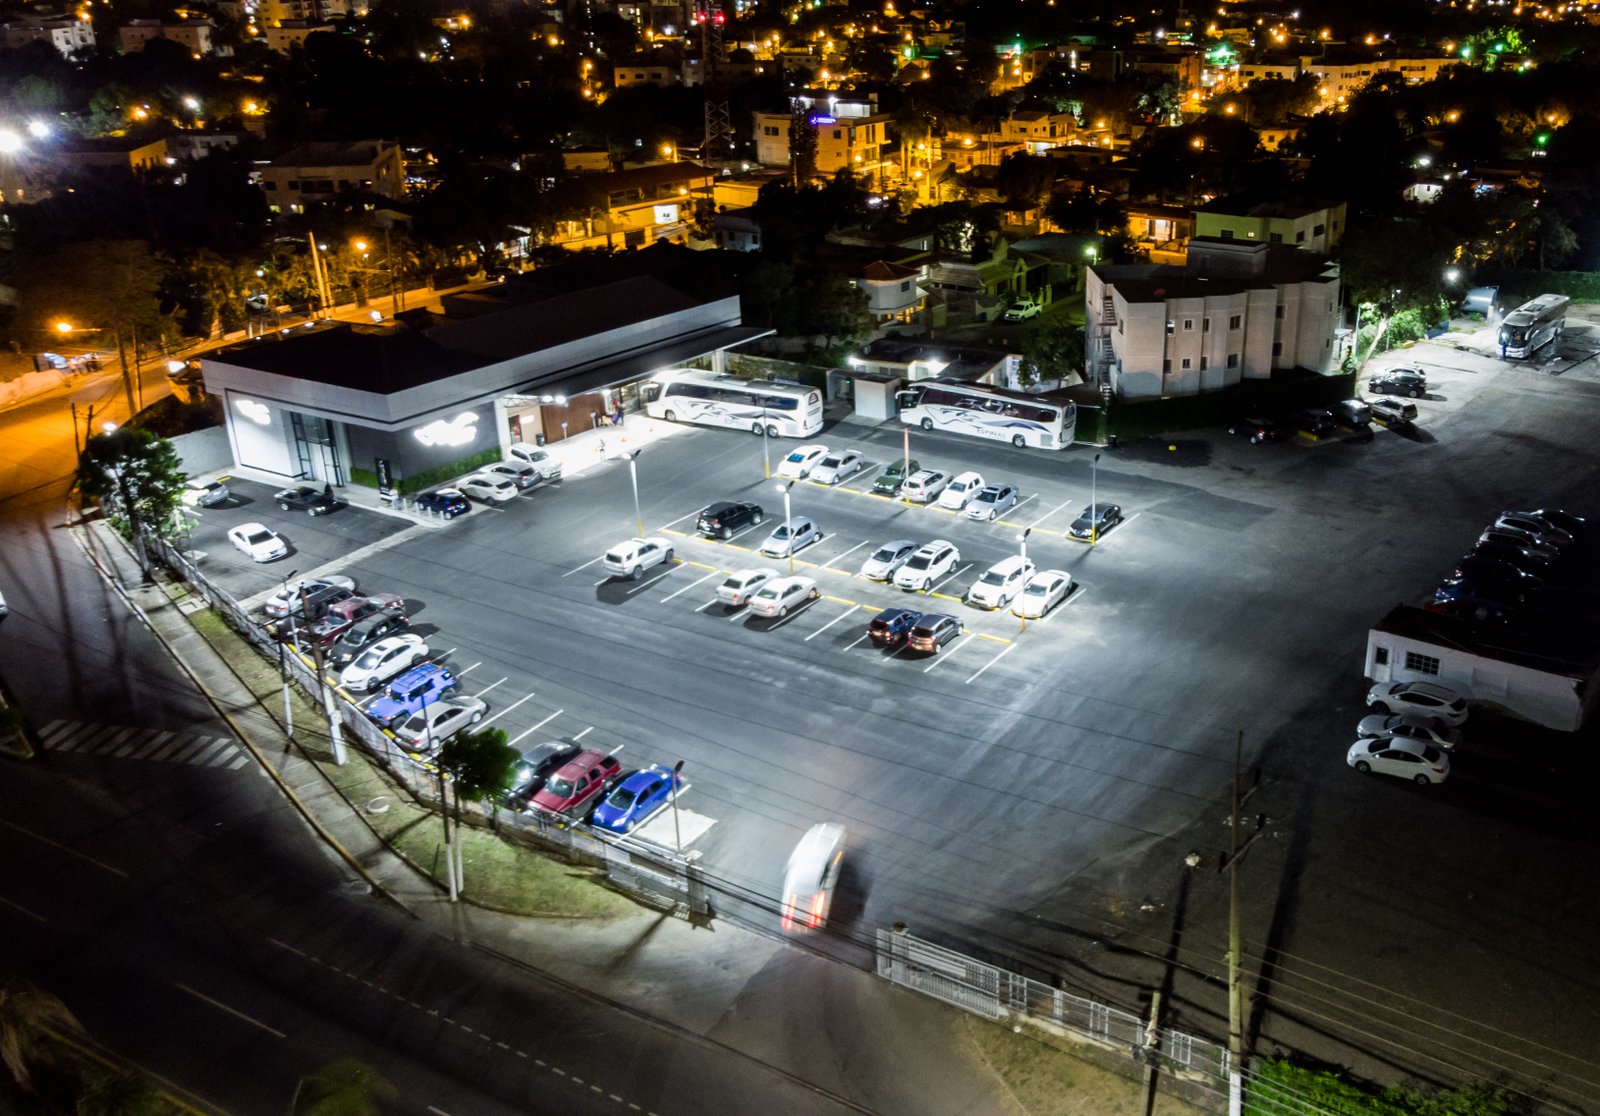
[591,765,681,834]
[416,488,470,518]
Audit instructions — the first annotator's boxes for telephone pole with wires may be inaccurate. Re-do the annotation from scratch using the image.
[1220,730,1268,1115]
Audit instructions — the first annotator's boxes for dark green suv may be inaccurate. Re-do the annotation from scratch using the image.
[871,458,919,496]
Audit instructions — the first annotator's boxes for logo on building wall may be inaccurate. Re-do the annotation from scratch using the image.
[414,412,479,448]
[235,398,271,425]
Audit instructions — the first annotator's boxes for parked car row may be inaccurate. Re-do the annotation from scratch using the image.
[1426,508,1586,624]
[1348,680,1470,785]
[504,740,682,833]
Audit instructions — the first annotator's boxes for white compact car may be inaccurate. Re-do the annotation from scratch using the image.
[458,473,518,504]
[937,471,985,511]
[776,444,829,480]
[966,555,1036,610]
[809,450,864,485]
[759,517,820,558]
[339,634,428,693]
[1013,570,1073,618]
[1346,737,1450,785]
[747,576,819,618]
[228,523,288,563]
[900,470,949,504]
[602,537,674,579]
[893,540,960,591]
[716,568,779,607]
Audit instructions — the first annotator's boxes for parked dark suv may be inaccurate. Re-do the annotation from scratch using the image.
[868,607,921,647]
[696,501,764,539]
[275,484,338,516]
[1292,408,1336,436]
[1226,416,1280,444]
[1368,366,1428,398]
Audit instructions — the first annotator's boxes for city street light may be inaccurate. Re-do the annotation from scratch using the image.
[1016,529,1031,633]
[1090,452,1102,545]
[279,569,298,737]
[625,449,644,538]
[670,759,685,851]
[774,480,796,575]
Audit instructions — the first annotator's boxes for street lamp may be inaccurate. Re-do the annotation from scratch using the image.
[625,449,644,538]
[774,480,796,575]
[670,759,685,852]
[1090,452,1102,545]
[278,569,299,737]
[1015,530,1030,631]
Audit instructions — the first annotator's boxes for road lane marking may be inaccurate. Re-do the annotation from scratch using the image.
[0,896,47,922]
[966,643,1016,684]
[820,540,868,570]
[175,983,287,1038]
[1,820,129,878]
[846,631,872,649]
[805,604,859,641]
[695,598,721,613]
[923,634,975,672]
[132,730,176,758]
[481,691,536,727]
[428,1107,456,1116]
[624,569,676,595]
[563,556,603,577]
[508,710,563,746]
[661,570,719,602]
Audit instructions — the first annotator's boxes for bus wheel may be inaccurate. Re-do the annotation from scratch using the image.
[1012,434,1025,448]
[751,422,764,435]
[921,418,933,431]
[766,424,779,437]
[664,409,677,421]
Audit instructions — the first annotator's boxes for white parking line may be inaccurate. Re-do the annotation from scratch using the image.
[767,600,821,630]
[1029,498,1077,529]
[695,598,722,613]
[564,557,603,577]
[473,677,507,698]
[625,568,676,594]
[821,540,868,570]
[727,603,752,621]
[661,570,719,602]
[804,604,859,641]
[455,661,482,676]
[574,726,594,739]
[922,635,974,671]
[480,691,536,726]
[930,563,970,594]
[846,631,873,649]
[965,643,1015,684]
[659,509,698,529]
[508,710,563,746]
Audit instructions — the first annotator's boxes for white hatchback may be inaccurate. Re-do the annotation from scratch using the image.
[717,568,780,607]
[748,576,819,618]
[776,444,829,480]
[937,471,985,511]
[1013,570,1073,618]
[966,555,1036,610]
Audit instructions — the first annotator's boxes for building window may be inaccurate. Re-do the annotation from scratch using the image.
[1228,314,1241,330]
[900,280,911,292]
[1276,305,1285,319]
[1404,651,1441,676]
[1203,318,1211,333]
[1199,357,1208,369]
[1314,223,1326,236]
[1296,230,1306,243]
[1180,357,1192,369]
[1166,320,1175,334]
[1220,229,1233,239]
[1272,341,1283,356]
[1182,318,1194,331]
[832,130,842,139]
[1269,232,1283,244]
[1226,353,1239,368]
[1163,359,1171,372]
[1374,646,1389,665]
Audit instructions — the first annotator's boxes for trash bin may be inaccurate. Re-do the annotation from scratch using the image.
[534,433,547,446]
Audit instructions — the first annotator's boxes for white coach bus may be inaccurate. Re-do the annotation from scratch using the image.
[1498,294,1569,360]
[895,377,1076,450]
[641,369,824,437]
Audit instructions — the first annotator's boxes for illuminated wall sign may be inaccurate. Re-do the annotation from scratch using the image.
[414,411,479,448]
[808,114,837,126]
[235,398,271,425]
[654,203,680,225]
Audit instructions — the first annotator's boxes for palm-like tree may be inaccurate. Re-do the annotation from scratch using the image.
[0,980,86,1093]
[76,1069,161,1115]
[290,1059,397,1116]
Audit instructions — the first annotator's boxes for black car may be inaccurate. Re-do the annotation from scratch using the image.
[416,488,470,518]
[275,484,339,516]
[1449,555,1543,592]
[1470,540,1552,572]
[326,612,412,668]
[1067,503,1123,541]
[1527,508,1587,537]
[868,607,921,647]
[1368,366,1428,398]
[696,501,764,539]
[1292,408,1336,436]
[505,741,585,810]
[1226,416,1280,444]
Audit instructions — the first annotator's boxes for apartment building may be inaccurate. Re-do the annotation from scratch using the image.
[257,140,405,210]
[1193,197,1346,254]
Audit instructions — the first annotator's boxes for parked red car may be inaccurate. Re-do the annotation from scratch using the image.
[305,594,405,648]
[529,750,622,818]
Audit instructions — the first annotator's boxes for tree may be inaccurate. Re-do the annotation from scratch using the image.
[437,725,519,892]
[788,99,818,186]
[76,1069,162,1115]
[76,428,187,580]
[0,980,86,1094]
[1017,319,1086,388]
[290,1059,397,1116]
[994,154,1057,208]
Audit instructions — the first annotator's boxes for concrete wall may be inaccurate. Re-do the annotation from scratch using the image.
[1364,628,1587,732]
[169,426,233,477]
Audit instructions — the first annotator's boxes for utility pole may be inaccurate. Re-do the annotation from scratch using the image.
[1219,730,1267,1116]
[297,583,346,765]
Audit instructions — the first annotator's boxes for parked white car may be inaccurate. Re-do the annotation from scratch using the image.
[1346,737,1450,785]
[1003,298,1041,322]
[1356,713,1462,752]
[748,576,820,618]
[1365,681,1469,726]
[181,476,231,508]
[759,517,820,558]
[809,450,864,485]
[901,470,949,504]
[966,555,1036,610]
[339,634,429,693]
[716,568,779,607]
[965,482,1019,522]
[937,471,985,511]
[776,444,829,480]
[1013,570,1073,618]
[860,540,919,581]
[228,523,289,563]
[893,540,961,591]
[459,473,518,504]
[507,442,563,481]
[602,537,675,579]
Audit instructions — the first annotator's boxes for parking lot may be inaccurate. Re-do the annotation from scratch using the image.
[178,321,1600,1098]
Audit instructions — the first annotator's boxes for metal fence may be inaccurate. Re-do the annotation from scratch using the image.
[146,534,708,916]
[876,926,1231,1092]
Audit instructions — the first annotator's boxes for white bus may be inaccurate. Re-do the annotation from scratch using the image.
[1498,294,1569,360]
[895,378,1076,450]
[640,369,824,437]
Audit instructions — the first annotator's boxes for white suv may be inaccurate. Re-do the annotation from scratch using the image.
[507,443,563,482]
[966,555,1036,610]
[602,537,674,579]
[901,469,949,504]
[937,471,984,511]
[893,540,961,591]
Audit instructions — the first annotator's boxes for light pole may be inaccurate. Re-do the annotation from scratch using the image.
[279,569,298,738]
[670,759,685,852]
[297,582,346,765]
[1090,452,1102,545]
[775,480,795,575]
[902,425,912,505]
[625,449,644,538]
[1016,529,1030,633]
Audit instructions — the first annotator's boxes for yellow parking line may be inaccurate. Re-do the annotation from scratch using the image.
[928,591,963,602]
[1064,535,1091,545]
[996,518,1027,530]
[684,560,719,572]
[723,543,752,553]
[662,527,689,537]
[928,506,958,515]
[824,595,857,606]
[976,633,1014,645]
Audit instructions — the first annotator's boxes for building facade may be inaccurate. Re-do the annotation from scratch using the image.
[257,140,405,210]
[1193,198,1347,254]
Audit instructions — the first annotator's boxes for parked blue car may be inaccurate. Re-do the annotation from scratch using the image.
[367,663,458,728]
[591,765,681,834]
[416,488,470,518]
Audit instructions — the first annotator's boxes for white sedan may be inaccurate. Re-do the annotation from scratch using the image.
[748,576,819,618]
[228,523,289,563]
[859,539,918,581]
[1013,570,1073,618]
[1346,737,1450,785]
[602,537,674,579]
[810,450,864,485]
[339,634,429,693]
[937,471,985,511]
[717,568,779,607]
[458,473,518,504]
[776,444,829,480]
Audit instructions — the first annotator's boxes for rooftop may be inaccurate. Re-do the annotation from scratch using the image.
[1374,605,1600,681]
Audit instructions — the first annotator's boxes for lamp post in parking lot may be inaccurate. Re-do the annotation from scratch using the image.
[775,480,796,576]
[625,449,644,538]
[670,759,685,852]
[1090,452,1102,546]
[1015,531,1030,632]
[279,569,298,737]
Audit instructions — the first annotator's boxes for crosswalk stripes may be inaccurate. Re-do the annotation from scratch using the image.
[33,719,251,772]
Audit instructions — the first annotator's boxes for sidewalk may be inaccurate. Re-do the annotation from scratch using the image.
[69,515,1212,1116]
